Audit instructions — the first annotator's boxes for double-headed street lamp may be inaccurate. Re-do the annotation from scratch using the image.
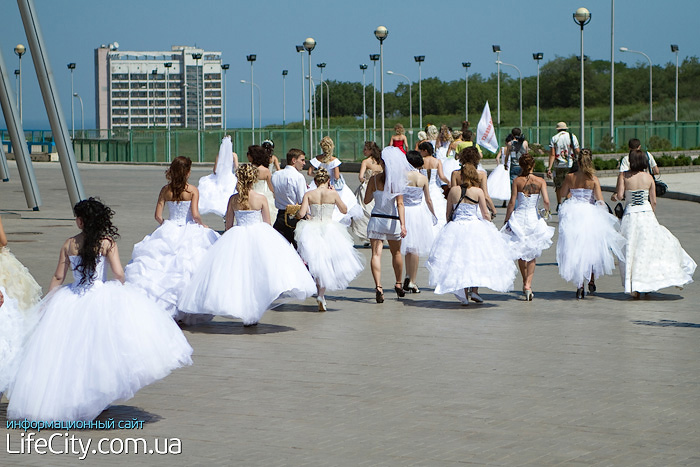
[492,45,501,126]
[14,44,25,124]
[414,55,424,130]
[369,54,380,141]
[671,44,679,121]
[462,62,471,122]
[67,62,76,138]
[246,54,257,143]
[360,64,368,141]
[317,63,326,134]
[303,38,316,155]
[619,46,652,122]
[533,53,543,143]
[387,70,412,132]
[496,61,522,128]
[574,7,592,145]
[374,26,388,146]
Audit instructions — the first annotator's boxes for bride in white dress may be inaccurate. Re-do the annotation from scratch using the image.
[248,145,277,216]
[308,136,362,227]
[7,198,193,421]
[295,168,364,311]
[417,141,449,230]
[126,157,220,323]
[198,135,238,217]
[616,150,696,298]
[179,164,316,326]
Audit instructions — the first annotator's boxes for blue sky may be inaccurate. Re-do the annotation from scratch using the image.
[1,0,697,129]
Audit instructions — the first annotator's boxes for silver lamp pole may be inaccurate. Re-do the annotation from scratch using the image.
[282,69,288,127]
[492,45,501,127]
[574,8,592,145]
[221,63,229,130]
[386,70,412,132]
[620,47,652,122]
[374,26,388,147]
[14,44,25,124]
[533,53,543,143]
[462,62,471,122]
[671,45,679,121]
[67,62,76,138]
[164,61,172,161]
[304,38,316,156]
[360,64,367,141]
[414,55,424,130]
[246,54,257,144]
[370,54,379,143]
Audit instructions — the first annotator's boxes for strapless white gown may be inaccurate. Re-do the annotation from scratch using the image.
[401,186,436,256]
[198,136,237,217]
[501,192,554,261]
[125,200,220,321]
[179,210,316,325]
[6,256,193,421]
[295,204,364,291]
[309,158,363,227]
[0,286,39,394]
[428,202,516,294]
[557,188,626,287]
[619,189,696,293]
[0,247,41,312]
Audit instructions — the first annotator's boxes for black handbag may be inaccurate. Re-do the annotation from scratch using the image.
[647,153,667,197]
[614,202,624,219]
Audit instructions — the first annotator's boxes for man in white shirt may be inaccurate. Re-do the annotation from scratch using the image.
[272,148,307,247]
[611,138,659,202]
[548,121,580,209]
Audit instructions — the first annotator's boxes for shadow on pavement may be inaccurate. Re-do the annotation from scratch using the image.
[184,321,295,335]
[632,319,700,328]
[96,405,164,427]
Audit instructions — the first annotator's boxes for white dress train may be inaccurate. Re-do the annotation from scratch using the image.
[198,136,237,217]
[401,186,436,256]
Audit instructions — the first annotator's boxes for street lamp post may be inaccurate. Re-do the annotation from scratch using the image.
[533,53,543,143]
[282,70,288,127]
[610,0,615,146]
[386,71,412,132]
[164,62,172,161]
[414,55,424,130]
[574,7,592,146]
[497,61,522,128]
[67,62,76,138]
[14,70,20,110]
[14,44,25,124]
[374,26,388,146]
[191,52,203,161]
[323,80,330,132]
[246,54,257,144]
[240,80,261,132]
[619,46,652,122]
[370,54,379,142]
[671,44,679,122]
[462,62,471,122]
[73,92,84,134]
[303,38,316,156]
[492,45,501,126]
[296,45,306,134]
[149,69,157,128]
[221,63,229,130]
[360,64,368,141]
[317,63,326,134]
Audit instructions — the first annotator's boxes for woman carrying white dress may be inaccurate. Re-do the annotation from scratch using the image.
[198,135,238,217]
[401,150,437,293]
[179,164,316,326]
[248,145,277,216]
[350,142,383,243]
[308,136,362,226]
[428,164,517,305]
[557,149,626,299]
[616,150,696,298]
[501,153,555,301]
[126,156,220,323]
[7,198,193,421]
[295,168,365,311]
[417,141,449,231]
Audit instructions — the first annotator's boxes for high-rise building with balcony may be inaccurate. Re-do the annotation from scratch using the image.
[95,44,223,130]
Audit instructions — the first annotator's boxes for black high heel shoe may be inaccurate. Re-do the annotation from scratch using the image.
[375,286,384,303]
[588,281,596,295]
[394,282,406,298]
[576,287,585,299]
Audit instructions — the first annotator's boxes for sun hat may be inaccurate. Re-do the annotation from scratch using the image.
[556,122,568,130]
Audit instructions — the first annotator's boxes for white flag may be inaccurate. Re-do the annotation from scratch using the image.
[476,101,499,153]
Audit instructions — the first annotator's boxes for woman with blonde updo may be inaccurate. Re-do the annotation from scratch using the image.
[427,163,517,306]
[126,156,220,322]
[179,164,315,326]
[308,136,362,226]
[295,168,365,311]
[558,149,626,299]
[390,123,408,154]
[501,153,555,301]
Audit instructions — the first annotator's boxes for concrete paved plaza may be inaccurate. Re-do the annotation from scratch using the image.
[1,162,699,466]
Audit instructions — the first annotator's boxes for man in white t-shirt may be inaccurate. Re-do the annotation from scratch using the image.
[611,138,659,202]
[547,121,580,209]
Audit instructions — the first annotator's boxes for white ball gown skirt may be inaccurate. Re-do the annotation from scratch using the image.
[401,187,437,256]
[501,194,554,262]
[557,198,626,286]
[0,247,42,312]
[0,287,39,394]
[295,204,365,291]
[427,205,517,294]
[7,271,193,421]
[198,136,237,217]
[487,163,512,201]
[178,210,316,325]
[619,192,696,293]
[309,178,363,227]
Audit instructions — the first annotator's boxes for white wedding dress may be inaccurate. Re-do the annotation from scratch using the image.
[401,186,436,256]
[309,158,362,227]
[198,136,237,217]
[420,168,447,230]
[501,192,554,261]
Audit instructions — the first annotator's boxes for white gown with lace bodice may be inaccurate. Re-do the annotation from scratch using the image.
[619,189,696,293]
[295,204,364,291]
[7,255,193,421]
[428,202,516,295]
[179,209,316,325]
[501,192,554,261]
[125,200,220,320]
[556,188,626,287]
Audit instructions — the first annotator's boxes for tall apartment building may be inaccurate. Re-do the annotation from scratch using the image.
[95,44,223,130]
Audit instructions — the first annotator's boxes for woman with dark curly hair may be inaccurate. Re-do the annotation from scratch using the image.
[248,145,277,215]
[126,156,220,322]
[179,164,316,325]
[7,198,193,421]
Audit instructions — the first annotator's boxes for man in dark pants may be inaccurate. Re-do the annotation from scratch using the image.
[272,149,307,248]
